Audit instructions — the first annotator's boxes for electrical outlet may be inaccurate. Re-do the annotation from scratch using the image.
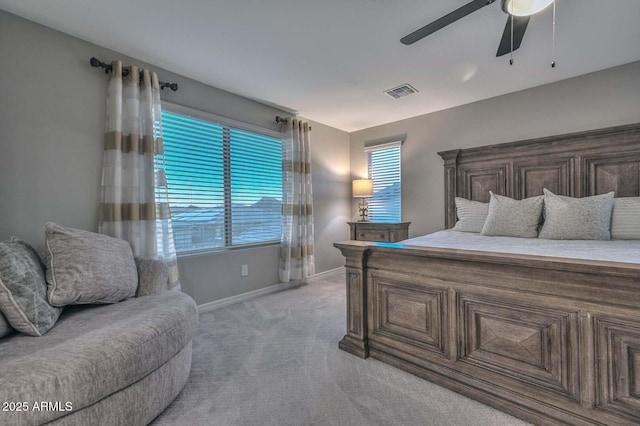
[241,264,249,277]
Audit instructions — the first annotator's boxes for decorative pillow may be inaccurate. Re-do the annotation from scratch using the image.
[0,310,14,338]
[453,197,489,233]
[538,189,615,240]
[481,192,544,238]
[0,238,62,336]
[45,223,138,306]
[134,257,168,297]
[611,197,640,240]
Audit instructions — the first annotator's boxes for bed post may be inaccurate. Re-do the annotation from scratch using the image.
[438,149,460,229]
[333,241,370,358]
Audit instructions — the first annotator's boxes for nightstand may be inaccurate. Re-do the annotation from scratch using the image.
[347,222,410,242]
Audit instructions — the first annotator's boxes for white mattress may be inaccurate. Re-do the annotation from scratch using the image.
[401,230,640,265]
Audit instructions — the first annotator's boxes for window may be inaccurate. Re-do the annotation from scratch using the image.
[161,107,282,253]
[366,142,401,222]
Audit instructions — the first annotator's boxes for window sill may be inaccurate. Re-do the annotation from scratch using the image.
[176,241,281,259]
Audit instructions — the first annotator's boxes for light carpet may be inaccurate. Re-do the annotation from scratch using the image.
[153,270,530,426]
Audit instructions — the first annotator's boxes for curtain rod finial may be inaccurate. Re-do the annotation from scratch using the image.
[89,57,111,74]
[159,82,179,92]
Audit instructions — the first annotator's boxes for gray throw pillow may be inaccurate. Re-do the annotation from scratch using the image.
[134,258,169,297]
[45,223,138,306]
[481,192,544,238]
[453,197,488,233]
[611,197,640,240]
[0,238,62,336]
[538,189,615,240]
[0,310,14,338]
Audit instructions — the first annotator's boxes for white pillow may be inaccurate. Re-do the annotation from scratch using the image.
[481,192,544,238]
[453,197,488,233]
[538,189,614,240]
[611,197,640,240]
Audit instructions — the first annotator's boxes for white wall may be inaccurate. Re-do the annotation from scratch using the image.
[0,11,350,305]
[350,61,640,237]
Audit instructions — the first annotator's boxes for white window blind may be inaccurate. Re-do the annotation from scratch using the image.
[162,110,282,253]
[366,142,401,222]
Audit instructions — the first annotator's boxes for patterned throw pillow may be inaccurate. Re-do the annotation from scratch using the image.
[611,197,640,240]
[45,223,138,306]
[0,238,62,336]
[538,189,615,240]
[453,197,489,233]
[481,192,544,238]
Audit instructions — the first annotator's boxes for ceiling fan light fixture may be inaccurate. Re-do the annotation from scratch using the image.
[501,0,554,17]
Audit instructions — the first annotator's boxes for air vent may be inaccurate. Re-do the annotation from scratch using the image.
[384,84,419,99]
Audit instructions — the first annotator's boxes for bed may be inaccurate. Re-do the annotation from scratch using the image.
[334,123,640,425]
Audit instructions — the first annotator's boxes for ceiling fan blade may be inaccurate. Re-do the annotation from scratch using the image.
[401,0,496,45]
[496,15,530,57]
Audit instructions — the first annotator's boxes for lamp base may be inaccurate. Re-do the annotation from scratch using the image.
[358,198,369,222]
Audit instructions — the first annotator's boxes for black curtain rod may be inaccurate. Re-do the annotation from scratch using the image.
[89,57,178,92]
[275,116,312,131]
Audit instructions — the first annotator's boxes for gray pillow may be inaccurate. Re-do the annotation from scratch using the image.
[481,192,544,238]
[45,223,138,306]
[0,310,14,338]
[134,258,168,297]
[453,197,488,233]
[538,189,615,240]
[611,197,640,240]
[0,238,62,336]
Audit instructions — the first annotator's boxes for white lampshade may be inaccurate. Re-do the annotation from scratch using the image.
[352,179,373,198]
[502,0,554,16]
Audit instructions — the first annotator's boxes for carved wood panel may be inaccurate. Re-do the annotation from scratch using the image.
[514,158,574,198]
[595,316,640,422]
[458,294,580,401]
[459,166,508,202]
[441,150,460,230]
[586,155,640,197]
[373,278,448,357]
[347,271,362,337]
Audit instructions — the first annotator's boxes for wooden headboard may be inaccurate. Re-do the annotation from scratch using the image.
[438,123,640,229]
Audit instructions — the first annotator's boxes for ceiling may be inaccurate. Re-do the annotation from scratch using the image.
[1,0,639,132]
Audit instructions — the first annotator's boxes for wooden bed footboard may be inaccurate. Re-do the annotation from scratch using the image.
[334,241,640,426]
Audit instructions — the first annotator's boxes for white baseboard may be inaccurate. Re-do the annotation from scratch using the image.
[304,266,344,282]
[197,267,344,313]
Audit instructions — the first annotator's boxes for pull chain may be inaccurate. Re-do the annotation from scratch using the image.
[551,1,556,68]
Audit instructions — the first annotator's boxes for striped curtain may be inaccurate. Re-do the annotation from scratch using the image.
[99,61,179,290]
[279,119,315,282]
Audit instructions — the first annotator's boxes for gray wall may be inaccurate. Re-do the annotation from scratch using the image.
[0,11,350,305]
[350,61,640,237]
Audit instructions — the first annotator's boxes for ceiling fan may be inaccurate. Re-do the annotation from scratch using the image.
[400,0,555,57]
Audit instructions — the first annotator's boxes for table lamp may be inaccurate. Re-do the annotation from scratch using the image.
[352,179,373,222]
